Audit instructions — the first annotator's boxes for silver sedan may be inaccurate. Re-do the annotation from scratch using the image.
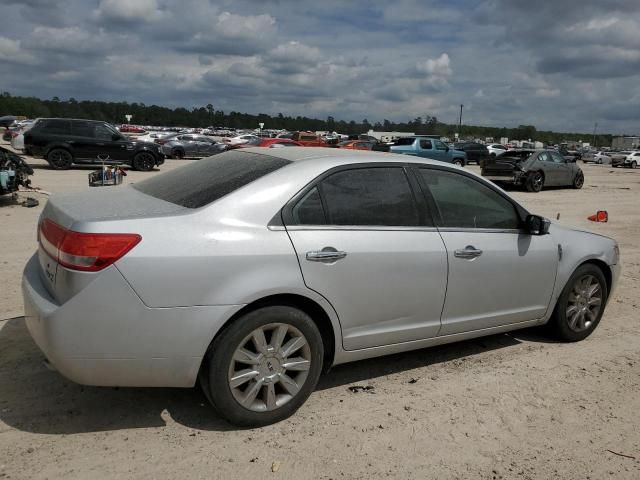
[22,148,620,426]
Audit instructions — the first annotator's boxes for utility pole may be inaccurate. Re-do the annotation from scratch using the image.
[458,104,464,138]
[592,122,598,148]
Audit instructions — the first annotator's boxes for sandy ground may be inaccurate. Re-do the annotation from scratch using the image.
[1,146,639,479]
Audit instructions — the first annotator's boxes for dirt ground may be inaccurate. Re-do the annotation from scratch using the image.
[1,146,639,479]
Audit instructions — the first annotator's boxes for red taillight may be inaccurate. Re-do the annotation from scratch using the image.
[39,219,141,272]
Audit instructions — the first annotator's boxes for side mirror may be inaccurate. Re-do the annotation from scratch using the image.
[525,214,550,235]
[445,146,449,152]
[112,133,122,141]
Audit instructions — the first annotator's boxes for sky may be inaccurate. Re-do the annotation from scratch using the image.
[1,0,639,134]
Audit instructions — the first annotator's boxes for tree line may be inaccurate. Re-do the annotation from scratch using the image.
[0,92,613,146]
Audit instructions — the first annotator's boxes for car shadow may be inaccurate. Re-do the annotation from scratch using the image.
[0,317,531,434]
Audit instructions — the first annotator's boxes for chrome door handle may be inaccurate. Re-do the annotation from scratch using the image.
[454,245,483,259]
[306,247,347,263]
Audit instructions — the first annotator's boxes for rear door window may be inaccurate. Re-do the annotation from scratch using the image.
[39,119,71,135]
[72,120,96,138]
[419,140,433,149]
[133,151,291,208]
[292,167,421,227]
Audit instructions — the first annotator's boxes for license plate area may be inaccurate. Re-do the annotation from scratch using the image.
[38,247,57,290]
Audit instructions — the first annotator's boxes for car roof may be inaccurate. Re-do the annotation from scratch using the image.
[239,146,452,168]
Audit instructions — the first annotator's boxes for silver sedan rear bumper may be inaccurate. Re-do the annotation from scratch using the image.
[22,254,243,388]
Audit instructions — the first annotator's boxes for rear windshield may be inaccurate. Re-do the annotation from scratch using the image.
[133,150,291,208]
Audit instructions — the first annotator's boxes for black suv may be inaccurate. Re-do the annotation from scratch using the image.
[24,118,164,171]
[453,142,490,165]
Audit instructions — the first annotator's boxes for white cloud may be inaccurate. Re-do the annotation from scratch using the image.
[0,36,35,64]
[415,53,452,87]
[94,0,161,22]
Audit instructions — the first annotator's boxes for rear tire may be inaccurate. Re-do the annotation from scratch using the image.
[573,170,584,189]
[201,306,324,427]
[548,264,608,342]
[525,171,544,192]
[132,152,156,171]
[453,158,465,167]
[47,148,73,169]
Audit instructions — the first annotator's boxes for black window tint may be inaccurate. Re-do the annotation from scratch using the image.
[292,187,325,224]
[420,169,520,229]
[133,151,290,208]
[94,123,116,140]
[72,121,94,138]
[39,119,70,135]
[320,168,419,226]
[419,140,432,149]
[395,138,415,146]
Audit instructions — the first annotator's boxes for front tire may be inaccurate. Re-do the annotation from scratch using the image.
[202,306,324,427]
[173,149,185,159]
[548,264,608,342]
[47,148,73,169]
[132,152,156,171]
[631,161,637,169]
[525,171,544,192]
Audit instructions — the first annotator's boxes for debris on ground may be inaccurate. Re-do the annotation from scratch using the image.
[347,385,375,393]
[21,197,38,208]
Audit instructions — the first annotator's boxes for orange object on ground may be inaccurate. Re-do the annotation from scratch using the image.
[587,211,608,222]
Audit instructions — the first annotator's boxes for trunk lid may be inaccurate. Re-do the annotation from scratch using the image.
[482,151,533,175]
[37,186,187,302]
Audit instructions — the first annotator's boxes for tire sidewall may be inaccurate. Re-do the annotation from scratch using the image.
[133,152,155,171]
[205,306,324,427]
[551,264,608,342]
[573,170,584,189]
[48,148,73,169]
[526,171,543,192]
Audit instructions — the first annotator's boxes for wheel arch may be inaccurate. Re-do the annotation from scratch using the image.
[577,259,612,296]
[200,293,337,377]
[45,144,73,158]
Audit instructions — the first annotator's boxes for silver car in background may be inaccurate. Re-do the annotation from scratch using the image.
[161,134,227,158]
[23,148,620,426]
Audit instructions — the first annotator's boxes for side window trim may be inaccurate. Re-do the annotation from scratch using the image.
[280,162,433,228]
[411,165,529,231]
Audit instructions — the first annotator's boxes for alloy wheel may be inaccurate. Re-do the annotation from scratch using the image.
[134,152,155,171]
[566,275,603,332]
[228,323,311,412]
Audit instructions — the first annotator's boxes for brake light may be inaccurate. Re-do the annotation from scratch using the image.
[39,219,141,272]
